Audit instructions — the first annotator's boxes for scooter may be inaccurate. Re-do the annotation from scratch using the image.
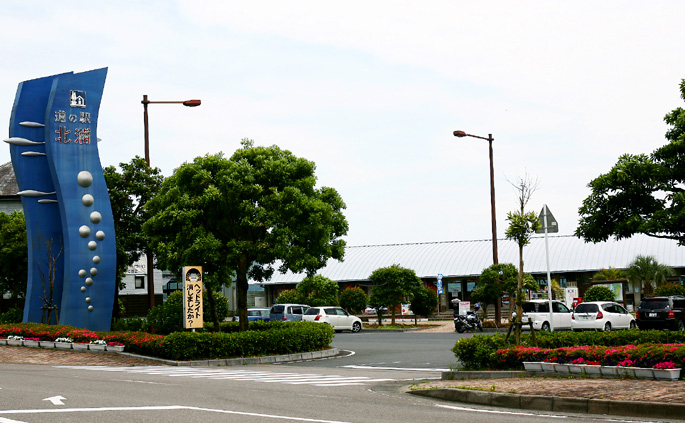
[454,304,483,333]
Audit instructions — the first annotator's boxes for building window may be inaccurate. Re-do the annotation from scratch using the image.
[135,275,145,289]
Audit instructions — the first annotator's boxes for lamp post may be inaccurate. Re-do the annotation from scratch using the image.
[453,130,498,264]
[141,95,201,309]
[453,130,500,321]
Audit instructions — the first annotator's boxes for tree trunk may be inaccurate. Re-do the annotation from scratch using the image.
[206,287,220,332]
[515,244,524,345]
[237,255,250,332]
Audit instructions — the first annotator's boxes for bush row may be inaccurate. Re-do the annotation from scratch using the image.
[0,321,334,361]
[453,329,685,370]
[496,344,685,370]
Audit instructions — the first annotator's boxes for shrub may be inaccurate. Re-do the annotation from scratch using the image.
[204,290,230,322]
[453,329,685,370]
[583,285,615,302]
[339,287,368,314]
[296,275,339,306]
[410,286,438,318]
[111,316,150,333]
[147,291,184,334]
[275,289,304,304]
[654,283,685,297]
[0,308,23,324]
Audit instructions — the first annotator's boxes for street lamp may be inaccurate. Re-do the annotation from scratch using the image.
[141,95,201,309]
[453,130,498,265]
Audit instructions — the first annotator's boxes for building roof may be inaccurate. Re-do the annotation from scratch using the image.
[256,234,685,285]
[0,162,18,197]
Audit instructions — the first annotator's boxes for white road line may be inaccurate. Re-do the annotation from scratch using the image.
[0,405,351,422]
[435,404,568,419]
[342,365,449,372]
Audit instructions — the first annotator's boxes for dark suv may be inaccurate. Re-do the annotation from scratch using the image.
[636,296,685,331]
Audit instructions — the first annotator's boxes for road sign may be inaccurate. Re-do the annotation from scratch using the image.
[536,204,558,233]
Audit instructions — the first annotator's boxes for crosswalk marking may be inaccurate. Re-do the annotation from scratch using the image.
[56,366,395,387]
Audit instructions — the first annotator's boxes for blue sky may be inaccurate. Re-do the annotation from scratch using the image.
[2,1,685,247]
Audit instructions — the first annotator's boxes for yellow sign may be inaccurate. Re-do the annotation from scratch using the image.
[182,266,203,329]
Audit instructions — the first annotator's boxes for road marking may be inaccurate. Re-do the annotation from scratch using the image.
[42,396,66,406]
[0,417,27,423]
[56,366,396,386]
[0,405,351,422]
[342,364,448,372]
[436,404,568,419]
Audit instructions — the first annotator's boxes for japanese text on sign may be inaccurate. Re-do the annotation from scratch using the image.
[182,266,203,329]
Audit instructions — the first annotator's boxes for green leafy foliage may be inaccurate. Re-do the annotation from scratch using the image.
[654,283,685,297]
[369,265,422,325]
[144,141,348,330]
[296,275,339,306]
[625,255,674,297]
[0,212,28,301]
[0,308,23,324]
[410,286,438,318]
[146,290,230,335]
[275,289,304,304]
[453,330,685,370]
[339,287,368,314]
[576,79,685,247]
[582,285,616,302]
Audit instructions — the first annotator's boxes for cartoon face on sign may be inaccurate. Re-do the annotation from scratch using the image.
[186,269,202,283]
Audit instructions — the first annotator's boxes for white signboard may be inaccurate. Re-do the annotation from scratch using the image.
[459,301,470,315]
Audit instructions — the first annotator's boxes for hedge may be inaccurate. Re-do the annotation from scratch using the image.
[453,329,685,370]
[0,321,334,361]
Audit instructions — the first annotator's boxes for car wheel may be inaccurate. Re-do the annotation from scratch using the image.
[629,320,637,329]
[603,322,612,331]
[351,321,362,333]
[678,320,685,331]
[541,322,550,332]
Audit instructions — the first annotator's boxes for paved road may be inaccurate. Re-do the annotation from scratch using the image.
[0,330,672,423]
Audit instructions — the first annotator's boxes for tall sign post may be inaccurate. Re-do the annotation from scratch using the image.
[182,266,203,330]
[536,204,558,331]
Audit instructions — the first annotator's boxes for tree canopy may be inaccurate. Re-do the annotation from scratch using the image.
[368,264,422,325]
[144,140,348,330]
[409,286,438,324]
[576,79,685,246]
[339,286,368,314]
[0,211,28,304]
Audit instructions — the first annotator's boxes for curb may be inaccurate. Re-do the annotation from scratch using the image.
[116,347,341,367]
[407,388,685,420]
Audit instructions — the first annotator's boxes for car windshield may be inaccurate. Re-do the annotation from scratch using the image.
[641,299,669,309]
[575,303,599,313]
[522,302,549,313]
[304,308,320,315]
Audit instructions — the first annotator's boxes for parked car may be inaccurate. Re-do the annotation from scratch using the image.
[269,304,310,321]
[571,301,636,331]
[519,299,572,331]
[363,306,388,314]
[232,307,271,322]
[636,296,685,331]
[302,306,363,332]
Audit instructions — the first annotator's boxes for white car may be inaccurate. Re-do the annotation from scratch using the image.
[520,300,572,331]
[302,306,362,333]
[571,301,636,331]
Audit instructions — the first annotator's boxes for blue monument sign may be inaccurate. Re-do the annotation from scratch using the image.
[5,68,116,331]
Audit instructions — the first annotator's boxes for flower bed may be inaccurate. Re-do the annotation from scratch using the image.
[496,343,685,377]
[1,321,334,361]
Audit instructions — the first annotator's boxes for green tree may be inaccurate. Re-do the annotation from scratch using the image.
[625,255,674,302]
[368,264,422,325]
[144,140,348,331]
[0,211,28,305]
[504,175,541,343]
[104,157,164,318]
[592,267,626,282]
[582,285,616,302]
[296,275,339,306]
[654,283,685,297]
[410,286,438,325]
[576,79,685,246]
[339,286,368,314]
[147,290,230,334]
[275,289,304,304]
[472,263,518,326]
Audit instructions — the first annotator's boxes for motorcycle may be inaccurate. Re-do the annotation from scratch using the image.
[454,304,483,333]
